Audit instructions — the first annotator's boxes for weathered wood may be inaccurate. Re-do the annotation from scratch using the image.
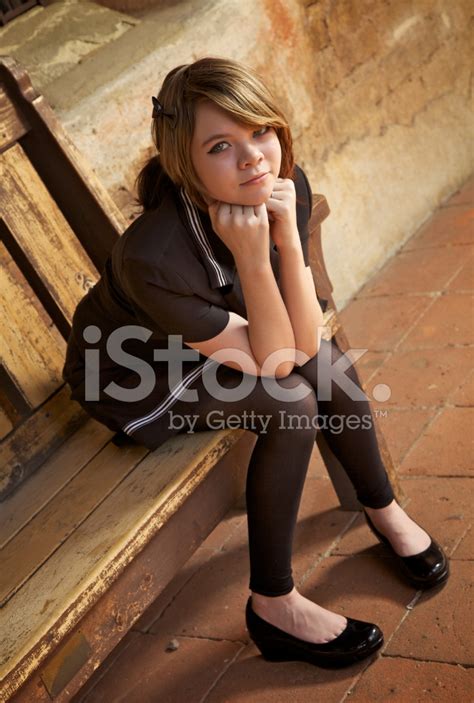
[1,435,148,606]
[0,85,29,151]
[0,386,89,501]
[0,143,99,326]
[0,428,245,700]
[0,406,13,440]
[0,362,31,430]
[0,53,128,504]
[0,241,66,408]
[320,308,341,341]
[0,418,112,546]
[0,56,128,271]
[6,431,252,702]
[308,193,333,307]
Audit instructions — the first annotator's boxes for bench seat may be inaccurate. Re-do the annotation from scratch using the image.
[1,418,254,700]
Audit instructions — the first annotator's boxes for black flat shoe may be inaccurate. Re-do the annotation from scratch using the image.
[363,510,449,590]
[245,597,384,669]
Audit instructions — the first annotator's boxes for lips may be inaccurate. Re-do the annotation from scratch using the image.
[242,172,269,185]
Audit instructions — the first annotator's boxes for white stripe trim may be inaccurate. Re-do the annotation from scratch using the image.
[179,188,228,287]
[122,357,219,435]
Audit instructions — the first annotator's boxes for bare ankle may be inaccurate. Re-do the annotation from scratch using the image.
[251,586,299,609]
[364,499,397,515]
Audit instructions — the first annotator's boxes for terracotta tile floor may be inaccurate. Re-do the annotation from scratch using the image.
[73,174,474,702]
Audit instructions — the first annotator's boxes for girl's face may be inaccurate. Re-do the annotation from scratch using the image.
[190,100,282,207]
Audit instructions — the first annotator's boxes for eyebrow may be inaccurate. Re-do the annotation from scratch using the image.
[201,133,233,148]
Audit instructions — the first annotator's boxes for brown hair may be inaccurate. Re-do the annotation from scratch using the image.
[135,56,296,213]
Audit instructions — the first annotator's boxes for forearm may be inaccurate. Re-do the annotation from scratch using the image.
[236,257,296,376]
[277,238,324,362]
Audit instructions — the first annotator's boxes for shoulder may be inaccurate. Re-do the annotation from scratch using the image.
[111,188,196,294]
[118,189,188,262]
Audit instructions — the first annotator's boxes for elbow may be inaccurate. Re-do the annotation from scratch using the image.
[274,346,297,378]
[274,360,296,379]
[258,360,295,379]
[293,342,320,368]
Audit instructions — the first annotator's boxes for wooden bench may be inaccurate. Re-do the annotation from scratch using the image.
[0,56,402,701]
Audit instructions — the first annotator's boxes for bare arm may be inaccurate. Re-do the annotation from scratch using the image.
[277,238,324,362]
[185,258,297,378]
[234,254,296,376]
[266,175,324,362]
[185,201,296,378]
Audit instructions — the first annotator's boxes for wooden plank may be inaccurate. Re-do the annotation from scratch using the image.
[0,84,29,152]
[0,241,66,409]
[0,385,88,501]
[308,196,333,307]
[0,417,112,548]
[0,435,150,606]
[0,57,126,271]
[0,406,13,440]
[0,362,31,430]
[2,431,251,702]
[321,308,340,340]
[0,143,99,324]
[0,428,243,692]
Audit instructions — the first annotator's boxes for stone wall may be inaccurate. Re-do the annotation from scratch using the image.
[2,0,472,308]
[295,0,473,306]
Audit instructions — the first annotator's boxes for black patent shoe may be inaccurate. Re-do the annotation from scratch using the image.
[245,597,383,668]
[363,510,449,589]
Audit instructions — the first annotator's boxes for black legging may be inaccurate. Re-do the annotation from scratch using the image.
[166,338,395,597]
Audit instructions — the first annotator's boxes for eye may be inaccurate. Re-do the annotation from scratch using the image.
[208,125,270,154]
[208,142,229,154]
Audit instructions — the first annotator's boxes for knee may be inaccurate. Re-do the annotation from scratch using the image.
[317,338,361,384]
[274,372,318,417]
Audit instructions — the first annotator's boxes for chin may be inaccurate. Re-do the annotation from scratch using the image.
[242,185,273,203]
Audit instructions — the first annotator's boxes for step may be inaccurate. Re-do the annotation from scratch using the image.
[0,0,138,97]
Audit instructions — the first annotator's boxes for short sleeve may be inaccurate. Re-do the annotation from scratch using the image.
[122,258,230,343]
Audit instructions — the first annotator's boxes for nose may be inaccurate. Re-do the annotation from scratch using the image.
[238,141,264,169]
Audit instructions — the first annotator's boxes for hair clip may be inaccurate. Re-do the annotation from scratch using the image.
[151,96,176,123]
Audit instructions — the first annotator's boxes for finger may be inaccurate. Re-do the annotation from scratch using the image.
[269,190,281,200]
[255,201,269,221]
[219,202,231,217]
[271,183,285,195]
[208,200,222,218]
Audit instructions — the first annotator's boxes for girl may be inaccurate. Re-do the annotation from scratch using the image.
[62,56,449,669]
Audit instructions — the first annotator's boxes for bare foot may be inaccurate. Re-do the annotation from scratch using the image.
[365,500,431,556]
[251,587,347,644]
